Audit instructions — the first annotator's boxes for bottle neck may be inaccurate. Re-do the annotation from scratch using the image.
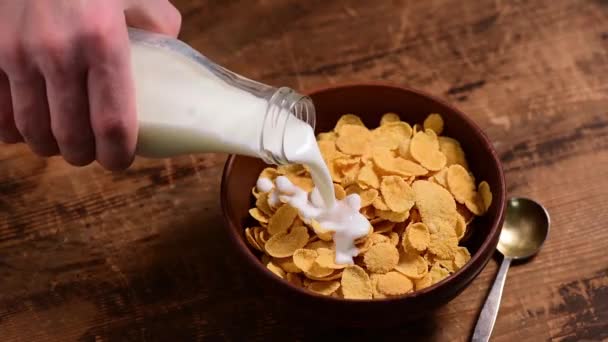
[260,87,316,165]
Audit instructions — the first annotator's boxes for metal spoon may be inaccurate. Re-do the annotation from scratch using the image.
[472,197,550,342]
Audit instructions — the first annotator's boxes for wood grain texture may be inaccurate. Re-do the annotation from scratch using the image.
[1,0,608,341]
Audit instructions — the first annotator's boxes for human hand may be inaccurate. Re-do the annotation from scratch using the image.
[0,0,181,170]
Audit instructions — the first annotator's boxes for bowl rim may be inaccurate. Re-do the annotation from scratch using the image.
[221,82,506,303]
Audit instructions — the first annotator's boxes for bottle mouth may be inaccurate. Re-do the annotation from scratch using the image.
[260,87,316,165]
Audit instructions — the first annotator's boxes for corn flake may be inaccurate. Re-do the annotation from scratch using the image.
[438,137,469,169]
[339,161,362,187]
[363,242,399,274]
[370,122,413,150]
[277,163,306,176]
[267,204,299,235]
[265,226,309,258]
[317,132,337,141]
[435,258,456,273]
[335,114,365,131]
[410,129,447,171]
[478,181,493,212]
[286,273,303,287]
[306,240,333,250]
[245,227,264,252]
[380,176,416,212]
[447,164,476,204]
[266,261,286,279]
[360,189,379,208]
[249,208,269,224]
[341,265,373,299]
[404,222,431,253]
[429,168,449,188]
[395,250,428,279]
[415,273,433,290]
[455,214,467,241]
[376,271,414,296]
[465,194,485,216]
[373,149,428,177]
[316,248,347,269]
[397,138,415,161]
[310,220,333,242]
[256,192,273,216]
[428,234,458,260]
[356,236,374,254]
[273,256,301,273]
[370,274,386,299]
[307,280,341,295]
[293,249,317,272]
[357,164,380,189]
[380,112,400,125]
[429,263,450,284]
[372,196,389,211]
[412,180,458,234]
[318,140,345,161]
[260,167,280,180]
[423,113,444,135]
[307,269,343,281]
[252,186,261,199]
[254,227,270,247]
[376,209,410,223]
[453,246,471,269]
[304,263,340,281]
[336,124,371,155]
[346,184,378,207]
[286,174,314,193]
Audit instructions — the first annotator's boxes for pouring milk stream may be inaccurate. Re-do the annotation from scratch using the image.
[129,29,370,264]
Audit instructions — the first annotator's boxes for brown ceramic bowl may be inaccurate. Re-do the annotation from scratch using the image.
[221,83,505,326]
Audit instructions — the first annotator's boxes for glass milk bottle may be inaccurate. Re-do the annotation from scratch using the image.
[128,28,316,165]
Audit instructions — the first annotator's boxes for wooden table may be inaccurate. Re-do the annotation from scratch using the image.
[1,0,607,341]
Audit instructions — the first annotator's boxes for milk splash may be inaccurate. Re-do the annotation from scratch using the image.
[258,176,371,264]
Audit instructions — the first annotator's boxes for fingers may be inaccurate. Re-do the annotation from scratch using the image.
[84,15,137,171]
[9,73,59,157]
[45,71,96,166]
[125,0,182,37]
[0,70,22,143]
[24,26,97,166]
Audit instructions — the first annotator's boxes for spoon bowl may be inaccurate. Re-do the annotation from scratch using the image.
[498,197,550,260]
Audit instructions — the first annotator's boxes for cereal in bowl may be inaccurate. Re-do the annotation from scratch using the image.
[246,113,492,299]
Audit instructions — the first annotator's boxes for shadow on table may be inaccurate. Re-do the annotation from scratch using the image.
[279,316,442,341]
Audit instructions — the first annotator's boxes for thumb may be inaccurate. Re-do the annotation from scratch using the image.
[124,0,182,37]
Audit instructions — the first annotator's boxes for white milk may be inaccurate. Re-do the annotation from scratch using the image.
[132,42,267,158]
[282,115,335,207]
[271,176,370,264]
[128,29,372,263]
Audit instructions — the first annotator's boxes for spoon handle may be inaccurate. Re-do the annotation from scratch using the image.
[471,257,512,342]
